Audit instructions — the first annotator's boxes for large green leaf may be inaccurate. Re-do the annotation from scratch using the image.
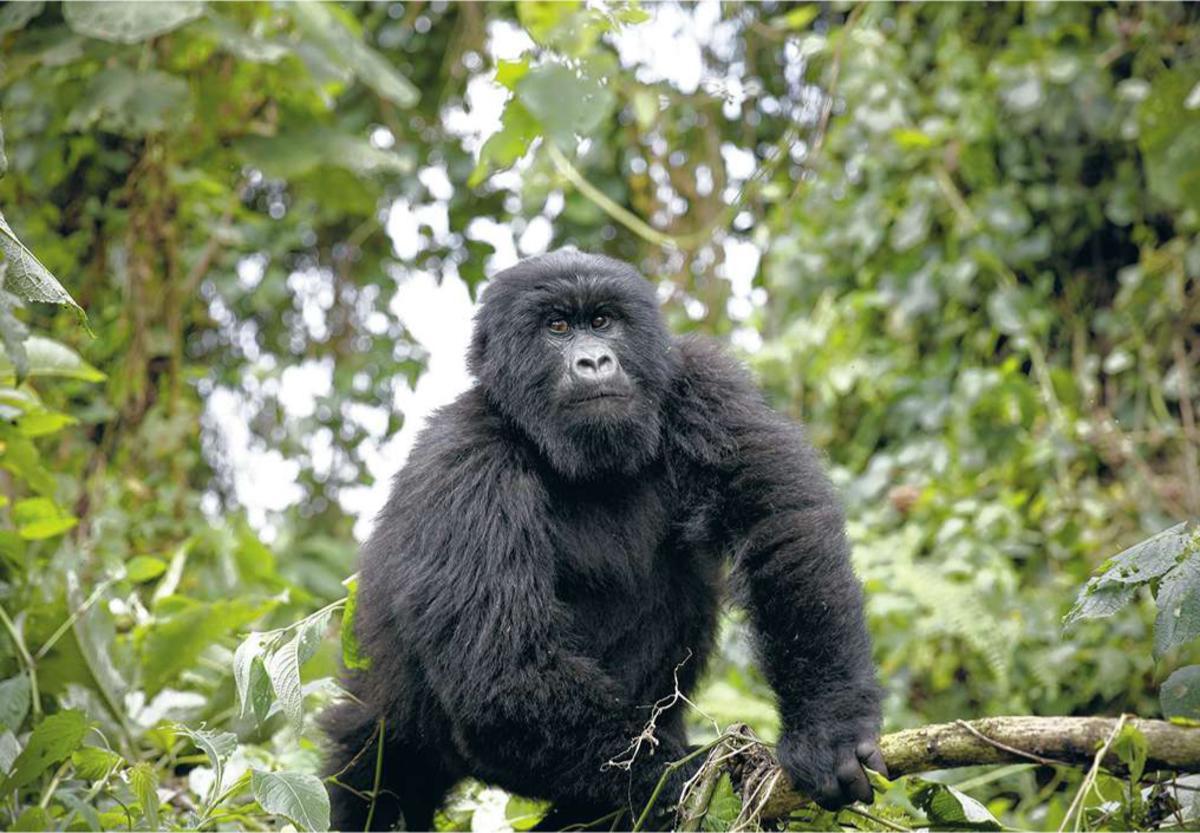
[63,1,204,44]
[516,62,616,148]
[1161,665,1200,721]
[0,709,89,792]
[0,213,83,317]
[12,497,77,540]
[289,3,418,107]
[177,727,236,811]
[907,776,1002,830]
[0,336,104,383]
[129,762,160,829]
[1096,522,1194,586]
[250,769,330,833]
[139,597,273,695]
[265,634,304,733]
[1155,554,1200,657]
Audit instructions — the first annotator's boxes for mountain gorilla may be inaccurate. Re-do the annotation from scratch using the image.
[321,250,883,831]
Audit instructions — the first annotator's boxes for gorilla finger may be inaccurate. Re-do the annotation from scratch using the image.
[857,742,888,778]
[836,757,873,805]
[810,777,844,811]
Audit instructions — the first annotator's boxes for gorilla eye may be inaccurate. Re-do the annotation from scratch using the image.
[548,319,569,334]
[591,315,611,330]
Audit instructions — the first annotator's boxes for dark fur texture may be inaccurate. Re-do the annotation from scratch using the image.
[321,251,882,831]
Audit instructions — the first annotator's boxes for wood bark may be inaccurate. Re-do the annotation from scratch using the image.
[680,716,1200,825]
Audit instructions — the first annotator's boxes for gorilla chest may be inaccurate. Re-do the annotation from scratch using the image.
[549,476,723,693]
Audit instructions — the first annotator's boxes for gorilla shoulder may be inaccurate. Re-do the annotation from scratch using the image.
[665,334,767,466]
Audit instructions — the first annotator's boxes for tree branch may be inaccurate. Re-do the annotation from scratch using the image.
[710,716,1200,822]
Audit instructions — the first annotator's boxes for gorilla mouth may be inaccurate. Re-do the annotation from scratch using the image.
[569,390,631,405]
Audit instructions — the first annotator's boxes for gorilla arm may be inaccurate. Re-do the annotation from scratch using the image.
[395,424,687,813]
[669,338,885,810]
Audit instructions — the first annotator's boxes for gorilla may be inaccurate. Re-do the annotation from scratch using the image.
[321,250,883,831]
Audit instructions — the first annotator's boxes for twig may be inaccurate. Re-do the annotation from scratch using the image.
[842,804,912,832]
[1058,713,1128,833]
[954,719,1072,768]
[365,716,386,832]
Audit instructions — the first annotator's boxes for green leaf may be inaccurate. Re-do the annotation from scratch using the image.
[0,336,104,383]
[1155,554,1200,657]
[1162,665,1200,721]
[234,631,268,718]
[774,5,819,31]
[1112,723,1148,785]
[129,761,160,829]
[0,709,89,792]
[289,3,418,107]
[251,769,330,833]
[177,726,236,811]
[341,577,371,671]
[71,747,124,781]
[198,12,290,63]
[139,597,274,695]
[496,57,531,92]
[470,100,540,186]
[907,777,1002,830]
[517,1,582,46]
[1096,522,1194,586]
[16,411,77,438]
[0,675,31,732]
[0,212,84,318]
[13,497,77,540]
[63,1,204,44]
[66,66,192,137]
[124,555,168,583]
[1063,581,1137,628]
[701,773,743,832]
[0,731,19,775]
[265,634,304,732]
[517,62,616,148]
[506,795,550,830]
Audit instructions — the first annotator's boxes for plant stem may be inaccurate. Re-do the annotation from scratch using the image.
[0,601,41,717]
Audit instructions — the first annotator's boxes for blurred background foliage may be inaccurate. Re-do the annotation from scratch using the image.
[1,1,1200,830]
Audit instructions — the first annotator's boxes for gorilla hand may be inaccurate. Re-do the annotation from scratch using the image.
[776,725,886,811]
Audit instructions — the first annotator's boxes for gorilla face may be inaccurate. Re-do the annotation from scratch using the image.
[468,251,675,480]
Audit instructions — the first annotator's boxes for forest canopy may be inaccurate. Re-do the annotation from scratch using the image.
[1,1,1200,831]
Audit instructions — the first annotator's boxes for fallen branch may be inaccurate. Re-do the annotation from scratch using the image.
[688,716,1200,823]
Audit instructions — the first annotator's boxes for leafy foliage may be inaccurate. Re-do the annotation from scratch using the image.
[0,1,1198,831]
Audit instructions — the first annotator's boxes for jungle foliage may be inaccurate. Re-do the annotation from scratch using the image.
[1,1,1200,830]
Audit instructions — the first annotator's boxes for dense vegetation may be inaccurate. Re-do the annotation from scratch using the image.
[1,1,1200,830]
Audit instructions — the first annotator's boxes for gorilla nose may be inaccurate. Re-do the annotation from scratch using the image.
[573,348,617,381]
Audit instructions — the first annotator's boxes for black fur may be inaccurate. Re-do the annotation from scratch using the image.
[321,251,882,831]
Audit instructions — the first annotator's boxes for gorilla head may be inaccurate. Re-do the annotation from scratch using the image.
[467,250,674,479]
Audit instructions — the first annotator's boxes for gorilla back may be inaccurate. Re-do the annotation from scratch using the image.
[321,251,883,831]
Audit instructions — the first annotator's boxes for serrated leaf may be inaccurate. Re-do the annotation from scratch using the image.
[251,769,330,832]
[0,675,30,733]
[0,709,88,792]
[1063,580,1137,627]
[129,761,160,828]
[71,747,124,780]
[297,608,333,666]
[0,336,104,383]
[1098,522,1194,586]
[234,631,268,719]
[63,1,204,44]
[0,212,84,317]
[266,635,304,732]
[1155,554,1200,657]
